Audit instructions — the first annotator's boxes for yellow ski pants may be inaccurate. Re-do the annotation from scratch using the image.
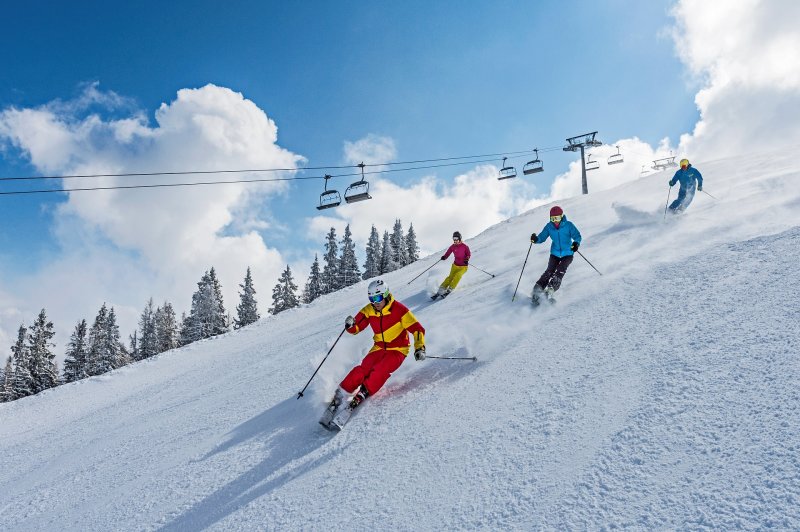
[440,264,468,291]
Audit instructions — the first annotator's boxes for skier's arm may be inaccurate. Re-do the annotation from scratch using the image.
[400,311,426,349]
[534,224,551,245]
[669,170,679,187]
[694,168,703,189]
[441,244,454,260]
[570,223,582,245]
[346,309,369,334]
[464,244,471,264]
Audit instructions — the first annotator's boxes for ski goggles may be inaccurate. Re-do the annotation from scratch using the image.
[369,293,387,304]
[453,238,461,242]
[550,215,563,223]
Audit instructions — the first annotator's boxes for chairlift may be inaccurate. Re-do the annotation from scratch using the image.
[607,145,623,165]
[344,162,372,204]
[316,174,341,210]
[651,156,677,171]
[585,154,599,171]
[498,157,517,180]
[522,148,544,175]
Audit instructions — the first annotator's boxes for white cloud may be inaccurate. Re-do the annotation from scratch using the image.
[672,0,800,159]
[343,134,397,166]
[0,84,303,353]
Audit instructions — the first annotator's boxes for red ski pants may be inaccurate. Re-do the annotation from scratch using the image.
[340,349,406,395]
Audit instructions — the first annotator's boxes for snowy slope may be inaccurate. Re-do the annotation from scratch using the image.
[1,149,799,531]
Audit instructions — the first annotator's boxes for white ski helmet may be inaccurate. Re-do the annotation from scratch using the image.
[367,279,390,302]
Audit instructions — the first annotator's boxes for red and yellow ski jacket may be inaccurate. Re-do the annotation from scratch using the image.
[346,297,425,356]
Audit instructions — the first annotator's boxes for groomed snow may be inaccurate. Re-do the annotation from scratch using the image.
[1,149,799,530]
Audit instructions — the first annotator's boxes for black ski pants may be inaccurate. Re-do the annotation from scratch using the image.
[536,254,574,292]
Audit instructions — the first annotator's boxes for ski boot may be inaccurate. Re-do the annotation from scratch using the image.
[531,284,544,307]
[544,287,557,305]
[330,385,369,431]
[319,387,346,429]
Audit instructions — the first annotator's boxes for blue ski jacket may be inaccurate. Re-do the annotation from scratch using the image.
[669,165,703,190]
[534,215,582,258]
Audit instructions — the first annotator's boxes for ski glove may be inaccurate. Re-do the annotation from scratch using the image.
[414,346,426,361]
[669,180,676,187]
[345,315,355,328]
[698,185,703,191]
[530,233,538,243]
[571,242,579,252]
[464,259,469,265]
[441,255,447,260]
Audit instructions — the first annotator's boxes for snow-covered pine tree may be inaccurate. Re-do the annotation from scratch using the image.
[155,302,179,353]
[63,319,90,383]
[235,267,260,329]
[0,356,13,402]
[321,227,340,294]
[128,330,140,364]
[303,255,324,304]
[270,265,300,315]
[106,307,125,369]
[362,225,381,280]
[87,304,111,376]
[379,230,394,273]
[11,325,33,400]
[406,223,419,263]
[138,298,158,360]
[25,309,58,394]
[184,268,229,343]
[178,311,191,347]
[338,224,361,287]
[391,219,408,267]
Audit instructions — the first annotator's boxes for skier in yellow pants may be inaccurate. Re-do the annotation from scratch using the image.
[432,231,471,300]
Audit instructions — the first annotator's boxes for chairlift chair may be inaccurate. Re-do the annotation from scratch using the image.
[651,156,677,171]
[585,154,599,171]
[498,157,517,180]
[317,174,341,210]
[607,145,623,165]
[344,162,373,204]
[523,148,544,175]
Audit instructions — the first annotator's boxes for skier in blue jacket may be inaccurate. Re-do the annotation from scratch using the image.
[530,206,582,304]
[668,158,703,213]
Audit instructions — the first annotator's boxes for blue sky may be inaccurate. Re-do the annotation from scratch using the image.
[2,0,795,352]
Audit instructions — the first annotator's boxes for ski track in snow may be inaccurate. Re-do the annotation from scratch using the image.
[1,149,799,531]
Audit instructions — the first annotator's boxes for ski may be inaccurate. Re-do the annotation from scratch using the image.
[329,402,360,431]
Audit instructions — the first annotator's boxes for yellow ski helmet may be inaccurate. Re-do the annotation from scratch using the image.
[680,158,689,168]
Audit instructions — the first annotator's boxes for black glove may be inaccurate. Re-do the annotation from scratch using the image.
[698,185,703,191]
[530,233,538,243]
[414,346,426,361]
[464,259,469,265]
[571,242,579,252]
[669,180,675,187]
[440,255,447,260]
[345,315,355,328]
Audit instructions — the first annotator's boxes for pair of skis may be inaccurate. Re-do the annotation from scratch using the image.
[319,396,359,431]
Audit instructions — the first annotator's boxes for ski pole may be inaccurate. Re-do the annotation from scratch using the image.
[407,259,440,285]
[297,326,347,399]
[576,250,602,276]
[427,355,477,362]
[468,264,495,278]
[663,185,673,221]
[511,242,533,302]
[700,189,717,200]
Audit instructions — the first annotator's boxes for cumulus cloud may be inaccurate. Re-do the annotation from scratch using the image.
[672,0,800,159]
[343,134,397,166]
[0,84,303,351]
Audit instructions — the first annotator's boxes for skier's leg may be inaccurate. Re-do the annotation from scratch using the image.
[362,350,406,395]
[535,255,559,289]
[678,186,696,211]
[340,349,383,393]
[545,255,574,292]
[444,265,468,291]
[669,188,687,212]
